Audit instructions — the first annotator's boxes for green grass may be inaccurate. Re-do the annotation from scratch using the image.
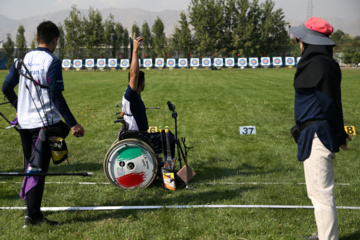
[0,68,359,239]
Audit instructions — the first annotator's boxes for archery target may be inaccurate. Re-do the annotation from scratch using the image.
[225,58,235,67]
[285,57,295,66]
[249,58,259,67]
[109,59,117,67]
[273,57,282,66]
[202,58,211,67]
[166,59,175,67]
[179,58,187,67]
[190,58,199,67]
[120,59,129,68]
[261,57,270,66]
[62,59,71,68]
[86,59,94,67]
[97,59,106,67]
[213,58,223,67]
[237,58,247,67]
[155,58,164,67]
[143,58,152,68]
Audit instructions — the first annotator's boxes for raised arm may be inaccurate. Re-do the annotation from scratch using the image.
[129,33,143,90]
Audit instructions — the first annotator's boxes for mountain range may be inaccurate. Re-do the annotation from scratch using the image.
[1,8,359,46]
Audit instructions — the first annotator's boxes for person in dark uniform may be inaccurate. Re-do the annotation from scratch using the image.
[290,17,351,240]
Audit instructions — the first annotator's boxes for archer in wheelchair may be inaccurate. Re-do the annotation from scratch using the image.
[103,34,195,190]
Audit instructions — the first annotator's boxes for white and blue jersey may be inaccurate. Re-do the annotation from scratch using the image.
[121,85,148,131]
[4,47,64,129]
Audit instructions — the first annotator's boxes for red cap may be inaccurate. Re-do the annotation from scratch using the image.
[305,17,333,36]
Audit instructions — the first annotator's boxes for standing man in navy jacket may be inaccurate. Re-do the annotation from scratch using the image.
[290,17,351,240]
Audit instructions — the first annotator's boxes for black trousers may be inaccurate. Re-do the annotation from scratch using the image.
[19,128,51,220]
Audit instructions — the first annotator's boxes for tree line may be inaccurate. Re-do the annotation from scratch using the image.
[2,0,360,69]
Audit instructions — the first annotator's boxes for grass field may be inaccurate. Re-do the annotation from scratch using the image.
[0,68,359,240]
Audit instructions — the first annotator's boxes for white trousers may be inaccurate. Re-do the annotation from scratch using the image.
[304,133,338,240]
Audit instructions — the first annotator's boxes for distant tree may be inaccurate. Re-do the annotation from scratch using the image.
[3,34,15,69]
[104,14,116,57]
[115,23,124,58]
[352,50,360,65]
[233,0,252,57]
[331,30,345,43]
[219,0,237,57]
[122,28,130,58]
[64,5,85,58]
[57,23,66,59]
[131,23,141,36]
[141,21,152,58]
[15,25,27,56]
[83,7,104,57]
[172,11,193,58]
[30,33,37,50]
[151,17,167,58]
[258,0,288,56]
[287,38,302,57]
[188,0,223,56]
[343,48,354,64]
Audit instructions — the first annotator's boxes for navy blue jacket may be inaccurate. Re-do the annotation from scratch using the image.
[294,44,348,161]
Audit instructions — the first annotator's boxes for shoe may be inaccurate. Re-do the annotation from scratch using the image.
[303,233,318,240]
[23,216,59,228]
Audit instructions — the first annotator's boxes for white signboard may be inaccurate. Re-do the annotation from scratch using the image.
[239,126,256,135]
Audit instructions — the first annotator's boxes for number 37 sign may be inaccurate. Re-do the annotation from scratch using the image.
[239,126,256,135]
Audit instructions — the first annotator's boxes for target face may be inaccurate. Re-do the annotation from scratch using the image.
[87,60,93,66]
[75,61,81,66]
[104,139,158,189]
[145,60,151,66]
[98,60,105,66]
[275,58,280,64]
[110,60,116,66]
[64,61,70,66]
[192,59,198,65]
[251,59,257,65]
[227,59,233,65]
[121,60,129,67]
[238,59,247,66]
[262,59,268,64]
[157,60,162,65]
[168,60,174,65]
[215,59,222,65]
[287,59,293,64]
[179,59,187,66]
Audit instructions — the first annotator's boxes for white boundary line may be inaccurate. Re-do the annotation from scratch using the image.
[1,205,360,211]
[0,181,351,186]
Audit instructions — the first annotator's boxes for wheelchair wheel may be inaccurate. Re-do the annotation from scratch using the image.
[104,138,158,189]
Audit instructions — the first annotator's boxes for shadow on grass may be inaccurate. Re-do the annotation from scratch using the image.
[340,230,360,240]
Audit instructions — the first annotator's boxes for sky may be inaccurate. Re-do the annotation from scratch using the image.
[0,0,359,22]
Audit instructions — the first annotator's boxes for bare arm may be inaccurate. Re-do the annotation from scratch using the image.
[129,33,143,90]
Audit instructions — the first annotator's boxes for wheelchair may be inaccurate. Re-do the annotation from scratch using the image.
[103,101,193,190]
[103,117,161,189]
